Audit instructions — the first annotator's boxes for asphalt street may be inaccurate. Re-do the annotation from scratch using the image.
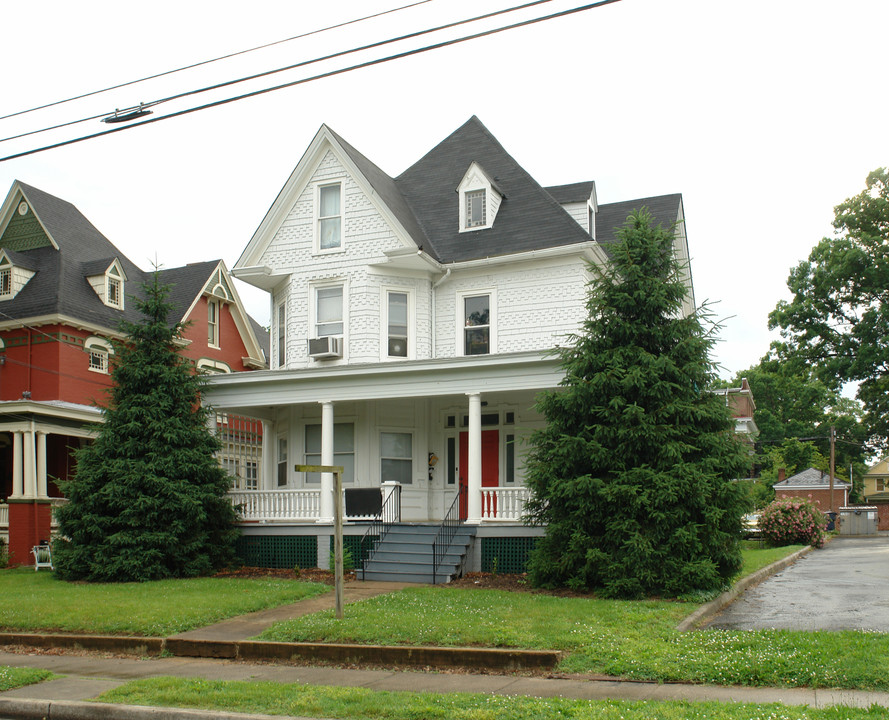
[706,536,889,632]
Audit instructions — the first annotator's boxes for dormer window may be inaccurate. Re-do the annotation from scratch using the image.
[466,190,486,228]
[0,250,34,300]
[103,261,126,309]
[457,162,502,233]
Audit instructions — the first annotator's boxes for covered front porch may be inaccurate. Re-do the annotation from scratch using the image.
[208,351,561,530]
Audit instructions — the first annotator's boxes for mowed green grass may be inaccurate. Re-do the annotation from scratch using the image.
[98,676,889,720]
[257,544,889,691]
[0,569,328,636]
[0,666,54,692]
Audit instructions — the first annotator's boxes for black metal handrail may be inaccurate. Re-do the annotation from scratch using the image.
[358,484,401,579]
[432,485,466,584]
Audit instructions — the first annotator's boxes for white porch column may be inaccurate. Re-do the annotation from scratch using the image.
[466,392,482,524]
[22,427,36,499]
[261,420,274,491]
[36,431,48,499]
[318,400,335,523]
[9,431,23,499]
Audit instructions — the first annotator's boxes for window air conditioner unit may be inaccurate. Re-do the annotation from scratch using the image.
[308,336,342,359]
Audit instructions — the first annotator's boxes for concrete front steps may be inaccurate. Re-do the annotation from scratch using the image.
[360,523,476,584]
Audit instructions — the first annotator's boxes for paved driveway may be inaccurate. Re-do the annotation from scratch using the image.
[706,536,889,632]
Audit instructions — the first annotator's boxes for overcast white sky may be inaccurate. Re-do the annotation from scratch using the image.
[1,0,886,380]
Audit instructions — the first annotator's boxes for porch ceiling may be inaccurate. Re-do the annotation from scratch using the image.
[204,350,563,411]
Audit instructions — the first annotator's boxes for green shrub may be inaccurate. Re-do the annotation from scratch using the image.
[329,547,355,573]
[759,497,827,547]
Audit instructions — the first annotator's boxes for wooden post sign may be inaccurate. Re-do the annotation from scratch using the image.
[294,464,345,619]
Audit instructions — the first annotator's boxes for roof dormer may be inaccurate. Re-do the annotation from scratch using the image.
[0,248,35,301]
[457,162,503,233]
[87,258,127,310]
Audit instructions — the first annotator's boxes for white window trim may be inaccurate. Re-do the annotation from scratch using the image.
[457,162,500,233]
[455,288,497,356]
[105,262,125,310]
[197,358,231,373]
[85,336,114,374]
[380,286,415,361]
[314,181,346,255]
[379,428,415,485]
[301,419,357,486]
[207,298,221,349]
[276,301,287,369]
[308,279,348,359]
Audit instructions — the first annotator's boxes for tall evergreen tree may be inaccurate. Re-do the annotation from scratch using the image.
[524,210,748,599]
[54,274,238,581]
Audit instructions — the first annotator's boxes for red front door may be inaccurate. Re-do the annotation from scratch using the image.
[458,430,499,519]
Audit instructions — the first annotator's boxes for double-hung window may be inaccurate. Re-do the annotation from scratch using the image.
[318,183,342,250]
[277,436,288,487]
[276,302,286,367]
[463,294,491,355]
[0,266,11,297]
[381,432,412,484]
[387,291,408,358]
[305,423,355,484]
[207,298,220,347]
[316,286,343,337]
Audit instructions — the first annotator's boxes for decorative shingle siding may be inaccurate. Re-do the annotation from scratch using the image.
[0,210,52,251]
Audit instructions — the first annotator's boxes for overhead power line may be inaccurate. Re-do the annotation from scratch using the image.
[0,0,435,123]
[1,0,559,147]
[0,0,622,163]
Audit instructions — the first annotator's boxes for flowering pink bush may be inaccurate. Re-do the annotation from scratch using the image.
[759,497,828,547]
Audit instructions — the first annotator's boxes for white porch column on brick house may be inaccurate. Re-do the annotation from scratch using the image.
[9,431,23,499]
[318,400,335,523]
[466,392,482,524]
[22,426,36,499]
[36,431,48,499]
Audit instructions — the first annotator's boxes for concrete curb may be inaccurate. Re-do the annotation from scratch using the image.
[0,697,306,720]
[0,634,560,671]
[676,545,814,632]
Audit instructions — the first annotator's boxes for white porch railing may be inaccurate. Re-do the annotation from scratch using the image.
[480,487,531,521]
[50,498,68,528]
[0,503,8,529]
[229,489,321,522]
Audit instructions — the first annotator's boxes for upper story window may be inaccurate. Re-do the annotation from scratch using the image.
[387,291,409,358]
[207,298,220,348]
[463,293,491,355]
[0,266,11,297]
[85,336,114,374]
[316,286,343,337]
[457,162,502,233]
[317,183,343,251]
[106,265,123,308]
[276,302,287,368]
[465,190,486,228]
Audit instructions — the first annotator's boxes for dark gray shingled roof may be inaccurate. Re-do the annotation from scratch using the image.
[545,181,595,204]
[2,184,237,335]
[774,467,852,488]
[595,193,684,253]
[394,116,595,263]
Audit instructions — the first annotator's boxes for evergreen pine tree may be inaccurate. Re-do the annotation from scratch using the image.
[525,209,748,598]
[54,274,238,581]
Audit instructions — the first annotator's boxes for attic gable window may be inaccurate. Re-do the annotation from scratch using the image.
[317,183,343,251]
[0,267,10,297]
[0,250,34,300]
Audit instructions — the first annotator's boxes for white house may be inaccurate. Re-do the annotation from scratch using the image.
[204,116,693,580]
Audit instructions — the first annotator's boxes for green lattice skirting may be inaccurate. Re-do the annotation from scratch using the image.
[235,536,318,569]
[481,536,539,574]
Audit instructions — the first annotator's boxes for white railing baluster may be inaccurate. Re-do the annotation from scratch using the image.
[228,490,322,522]
[477,487,530,522]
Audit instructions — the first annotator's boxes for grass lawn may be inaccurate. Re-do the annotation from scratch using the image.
[258,543,889,691]
[0,568,328,636]
[0,666,54,692]
[98,676,889,720]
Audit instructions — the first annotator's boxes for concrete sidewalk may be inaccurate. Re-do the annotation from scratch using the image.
[3,649,889,720]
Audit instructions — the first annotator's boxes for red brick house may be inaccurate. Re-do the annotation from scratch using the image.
[0,181,267,565]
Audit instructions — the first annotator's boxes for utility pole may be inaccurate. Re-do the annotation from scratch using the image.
[829,425,836,512]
